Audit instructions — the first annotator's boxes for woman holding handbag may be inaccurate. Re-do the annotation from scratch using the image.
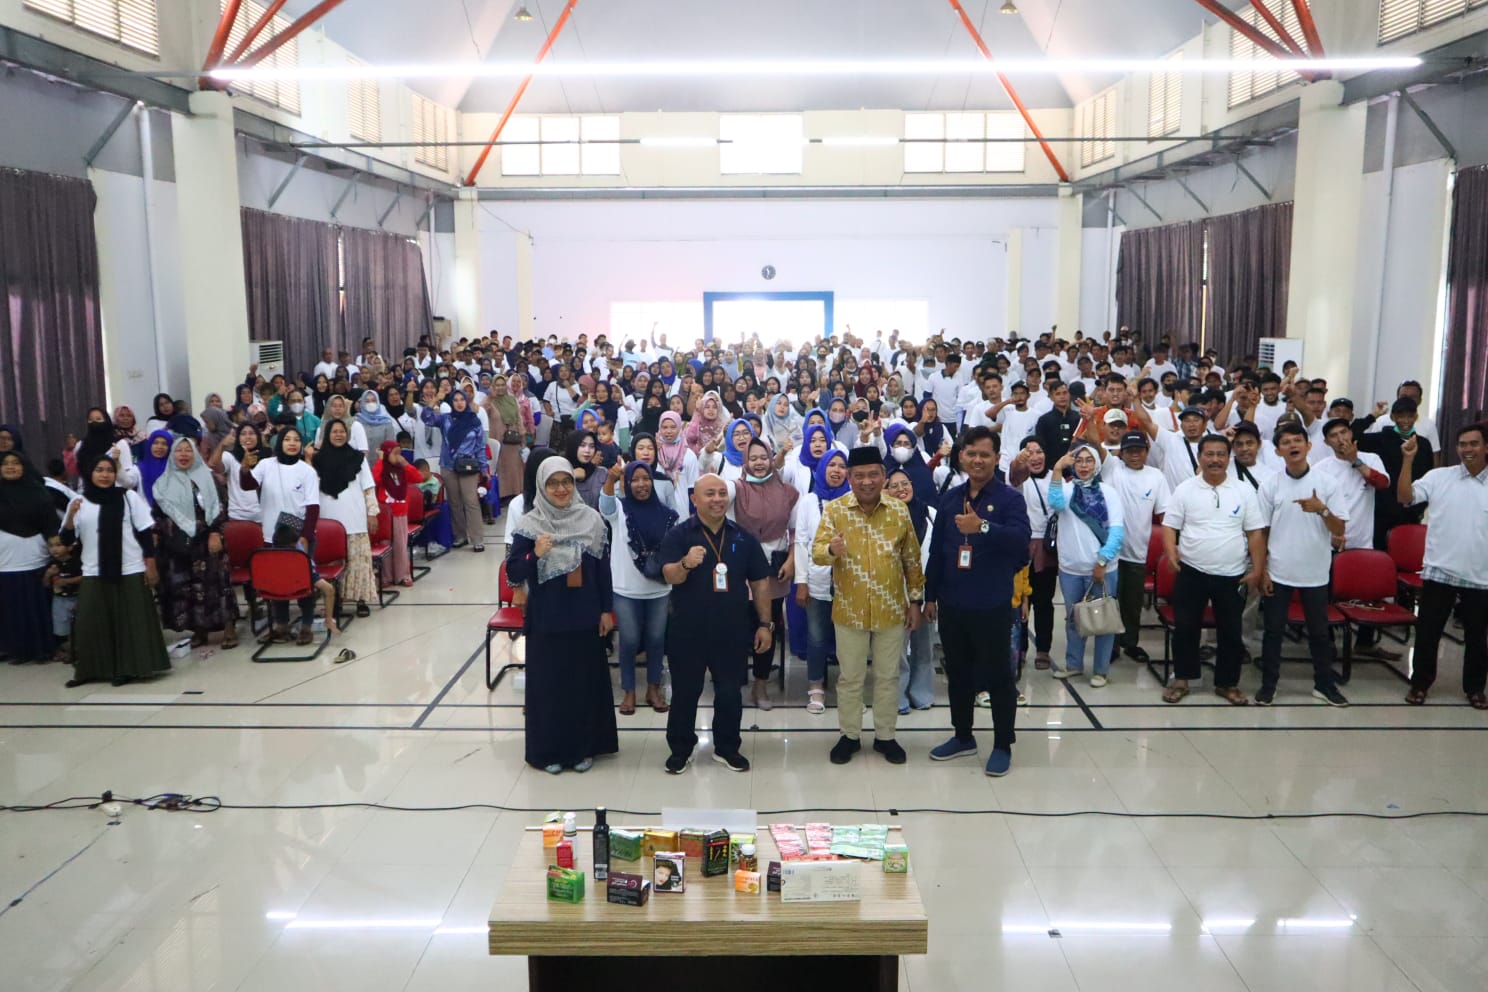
[1014,437,1059,670]
[1046,443,1125,687]
[420,386,489,552]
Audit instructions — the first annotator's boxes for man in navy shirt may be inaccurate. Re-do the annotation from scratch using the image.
[658,473,773,775]
[923,426,1031,777]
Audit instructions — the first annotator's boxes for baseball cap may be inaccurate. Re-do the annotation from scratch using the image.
[1103,408,1128,425]
[1119,430,1149,450]
[1178,405,1207,421]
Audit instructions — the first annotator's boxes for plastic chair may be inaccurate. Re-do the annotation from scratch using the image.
[1151,555,1215,684]
[369,507,398,607]
[311,518,355,630]
[485,560,526,691]
[1331,549,1418,682]
[224,519,263,631]
[405,488,431,580]
[248,549,328,663]
[1387,524,1427,602]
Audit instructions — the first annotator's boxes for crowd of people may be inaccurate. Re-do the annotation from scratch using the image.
[1,325,1483,778]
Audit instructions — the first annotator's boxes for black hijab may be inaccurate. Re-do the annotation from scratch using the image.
[315,424,364,498]
[82,455,127,581]
[0,452,58,541]
[521,446,559,507]
[78,409,116,471]
[275,428,305,466]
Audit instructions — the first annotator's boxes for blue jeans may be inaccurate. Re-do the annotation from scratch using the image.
[613,594,668,691]
[1058,570,1119,675]
[898,622,935,710]
[804,596,834,683]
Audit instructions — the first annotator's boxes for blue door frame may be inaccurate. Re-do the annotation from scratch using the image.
[702,291,834,343]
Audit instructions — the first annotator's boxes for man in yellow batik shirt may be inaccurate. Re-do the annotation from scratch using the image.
[813,447,925,766]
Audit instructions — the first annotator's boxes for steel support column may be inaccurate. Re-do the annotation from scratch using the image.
[945,0,1070,182]
[463,0,580,187]
[377,194,400,228]
[1234,158,1272,201]
[1174,176,1209,214]
[1400,91,1458,161]
[1127,187,1163,222]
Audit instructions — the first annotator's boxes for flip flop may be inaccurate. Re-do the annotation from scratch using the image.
[1162,684,1190,704]
[333,648,356,664]
[1468,693,1488,711]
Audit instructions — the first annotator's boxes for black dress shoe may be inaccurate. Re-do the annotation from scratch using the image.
[873,739,907,764]
[829,736,861,764]
[1124,646,1150,663]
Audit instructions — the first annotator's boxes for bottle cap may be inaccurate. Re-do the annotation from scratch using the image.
[595,806,607,826]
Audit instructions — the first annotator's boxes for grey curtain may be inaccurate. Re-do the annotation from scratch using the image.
[1116,220,1205,348]
[1440,164,1488,460]
[340,226,432,363]
[241,208,339,381]
[1205,202,1293,368]
[0,168,105,459]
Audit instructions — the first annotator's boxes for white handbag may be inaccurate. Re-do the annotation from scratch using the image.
[1072,583,1125,638]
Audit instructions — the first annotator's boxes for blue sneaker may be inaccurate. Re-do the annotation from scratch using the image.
[985,748,1012,777]
[929,736,978,761]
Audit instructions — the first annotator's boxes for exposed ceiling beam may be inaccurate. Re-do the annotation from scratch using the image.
[225,0,291,65]
[235,0,352,71]
[1289,0,1327,58]
[1249,0,1309,57]
[1187,0,1320,81]
[476,184,1061,201]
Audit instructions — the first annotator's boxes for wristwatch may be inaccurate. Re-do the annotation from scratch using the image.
[978,520,990,535]
[757,620,776,632]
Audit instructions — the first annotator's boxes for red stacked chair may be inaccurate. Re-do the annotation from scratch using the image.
[1331,549,1418,682]
[312,519,351,628]
[224,519,263,632]
[1152,555,1215,684]
[485,560,527,691]
[369,508,397,606]
[248,549,326,662]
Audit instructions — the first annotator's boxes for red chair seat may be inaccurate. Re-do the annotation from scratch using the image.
[1397,573,1423,591]
[369,541,392,559]
[318,563,345,582]
[1288,601,1346,625]
[231,566,251,586]
[487,607,525,633]
[1143,576,1155,594]
[1337,601,1417,626]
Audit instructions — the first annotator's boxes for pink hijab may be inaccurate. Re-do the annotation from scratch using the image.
[683,390,726,454]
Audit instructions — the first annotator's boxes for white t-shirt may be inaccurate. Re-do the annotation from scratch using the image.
[1164,475,1264,578]
[1145,360,1178,382]
[72,489,155,577]
[1050,477,1125,575]
[218,451,263,523]
[1151,430,1205,492]
[1228,458,1279,493]
[250,459,321,545]
[1407,464,1488,589]
[313,360,340,381]
[928,374,962,422]
[1258,467,1347,588]
[1100,460,1171,564]
[1251,398,1287,439]
[599,493,672,600]
[318,461,376,537]
[0,530,50,572]
[793,491,834,602]
[996,406,1043,446]
[544,380,582,417]
[1022,475,1053,540]
[1318,453,1385,551]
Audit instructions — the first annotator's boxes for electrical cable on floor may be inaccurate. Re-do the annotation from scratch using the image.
[3,793,1486,822]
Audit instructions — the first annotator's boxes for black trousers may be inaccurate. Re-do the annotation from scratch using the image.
[1028,565,1058,654]
[938,604,1016,749]
[747,598,785,680]
[1411,581,1488,695]
[1172,564,1246,686]
[666,643,746,758]
[1117,559,1147,652]
[1260,582,1337,691]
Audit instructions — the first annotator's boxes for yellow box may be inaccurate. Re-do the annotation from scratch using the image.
[643,829,679,859]
[542,823,563,849]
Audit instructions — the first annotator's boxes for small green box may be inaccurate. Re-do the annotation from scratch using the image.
[729,833,755,868]
[546,866,586,902]
[882,844,909,874]
[610,829,643,862]
[703,829,731,877]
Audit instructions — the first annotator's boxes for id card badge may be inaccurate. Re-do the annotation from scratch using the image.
[957,545,973,570]
[713,562,730,592]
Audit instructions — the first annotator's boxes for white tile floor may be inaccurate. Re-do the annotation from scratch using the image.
[3,512,1487,991]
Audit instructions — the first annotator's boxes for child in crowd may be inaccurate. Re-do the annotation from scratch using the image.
[594,422,622,468]
[270,523,339,635]
[980,563,1032,709]
[414,459,443,503]
[43,535,82,661]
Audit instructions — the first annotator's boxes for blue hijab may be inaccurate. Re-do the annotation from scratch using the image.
[1068,446,1111,546]
[620,461,678,574]
[798,422,831,470]
[812,449,851,502]
[136,430,174,506]
[722,417,755,467]
[824,398,850,439]
[883,423,935,498]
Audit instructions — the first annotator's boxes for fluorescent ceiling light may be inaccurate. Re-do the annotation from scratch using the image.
[639,137,719,148]
[210,56,1421,83]
[818,136,901,147]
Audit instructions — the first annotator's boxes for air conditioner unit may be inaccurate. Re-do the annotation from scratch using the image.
[1257,337,1304,372]
[250,340,286,379]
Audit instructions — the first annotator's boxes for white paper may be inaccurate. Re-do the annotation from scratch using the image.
[661,807,758,834]
[780,861,862,903]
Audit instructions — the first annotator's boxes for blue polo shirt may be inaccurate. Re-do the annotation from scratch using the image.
[659,516,770,651]
[925,478,1031,611]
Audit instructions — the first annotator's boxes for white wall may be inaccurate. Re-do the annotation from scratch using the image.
[1079,222,1123,336]
[475,198,1058,343]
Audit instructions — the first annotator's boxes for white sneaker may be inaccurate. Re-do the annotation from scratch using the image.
[1016,686,1028,706]
[1089,674,1108,688]
[975,691,990,708]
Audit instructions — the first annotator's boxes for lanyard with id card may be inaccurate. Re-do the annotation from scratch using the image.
[701,526,729,593]
[957,496,975,570]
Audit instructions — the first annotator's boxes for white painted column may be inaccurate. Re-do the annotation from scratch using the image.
[452,188,484,342]
[1284,80,1367,394]
[1054,187,1084,336]
[171,90,250,404]
[1005,228,1024,337]
[514,230,534,334]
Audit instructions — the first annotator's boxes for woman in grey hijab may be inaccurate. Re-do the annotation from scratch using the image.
[153,436,238,648]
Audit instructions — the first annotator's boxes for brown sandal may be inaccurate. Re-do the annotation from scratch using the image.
[1468,693,1488,711]
[190,631,209,648]
[221,625,238,650]
[296,627,315,646]
[1162,682,1190,704]
[1214,686,1249,707]
[1404,688,1427,706]
[619,690,637,716]
[647,685,670,713]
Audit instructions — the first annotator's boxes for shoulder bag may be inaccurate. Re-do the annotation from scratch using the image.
[1072,583,1125,638]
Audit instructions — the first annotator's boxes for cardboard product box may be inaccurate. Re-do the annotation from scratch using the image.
[653,852,686,893]
[678,829,708,863]
[643,829,679,859]
[779,861,861,903]
[883,844,910,874]
[555,839,575,869]
[542,823,563,849]
[606,872,652,906]
[545,866,585,903]
[703,829,731,877]
[767,861,782,893]
[733,869,762,893]
[610,829,643,862]
[729,833,756,868]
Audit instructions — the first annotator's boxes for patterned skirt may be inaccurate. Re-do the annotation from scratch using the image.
[343,532,378,605]
[157,526,239,634]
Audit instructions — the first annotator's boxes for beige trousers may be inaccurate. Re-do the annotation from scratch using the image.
[834,624,908,741]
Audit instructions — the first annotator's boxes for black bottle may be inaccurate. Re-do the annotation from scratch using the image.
[593,806,610,881]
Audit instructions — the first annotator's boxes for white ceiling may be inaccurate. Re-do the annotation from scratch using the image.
[283,0,1246,112]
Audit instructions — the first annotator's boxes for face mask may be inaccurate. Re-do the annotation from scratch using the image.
[363,402,379,413]
[1394,425,1415,437]
[892,446,915,464]
[829,412,846,425]
[745,472,773,484]
[290,402,305,415]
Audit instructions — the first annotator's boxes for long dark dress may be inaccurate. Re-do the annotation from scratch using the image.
[506,534,619,769]
[154,489,238,634]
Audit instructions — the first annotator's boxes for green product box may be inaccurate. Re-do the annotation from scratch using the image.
[729,833,756,868]
[703,829,731,877]
[882,844,910,874]
[610,829,643,862]
[546,866,586,902]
